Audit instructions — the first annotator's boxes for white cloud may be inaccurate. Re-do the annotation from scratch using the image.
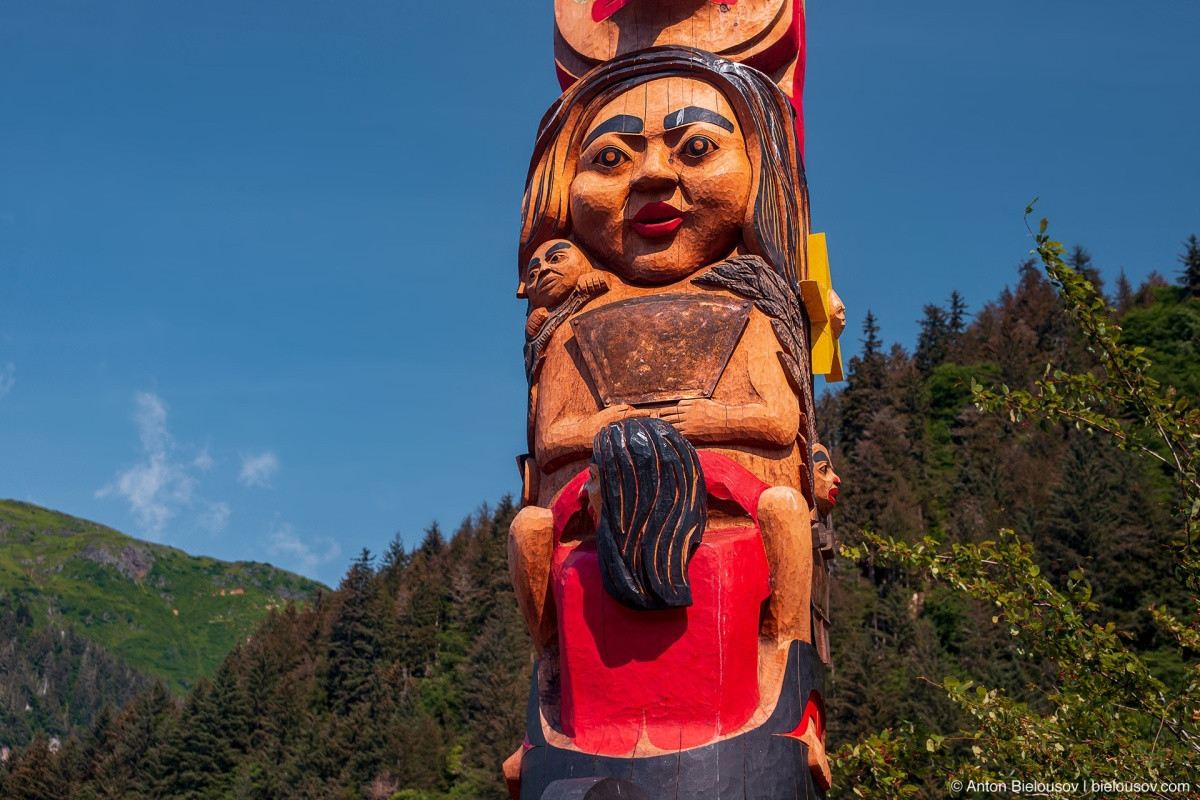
[267,522,340,575]
[238,451,279,488]
[0,362,14,397]
[193,446,215,471]
[95,392,217,539]
[134,391,170,453]
[199,501,230,533]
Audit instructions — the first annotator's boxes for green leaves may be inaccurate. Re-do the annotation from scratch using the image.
[832,213,1200,799]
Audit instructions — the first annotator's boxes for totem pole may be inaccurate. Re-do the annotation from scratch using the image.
[508,4,845,798]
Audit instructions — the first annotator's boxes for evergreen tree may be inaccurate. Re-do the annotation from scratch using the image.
[838,311,889,450]
[1178,233,1200,297]
[418,522,446,559]
[947,290,968,338]
[1114,269,1133,314]
[326,550,385,714]
[835,218,1200,797]
[914,303,950,375]
[1133,270,1170,306]
[161,679,232,799]
[380,532,409,578]
[458,609,529,797]
[1,734,69,800]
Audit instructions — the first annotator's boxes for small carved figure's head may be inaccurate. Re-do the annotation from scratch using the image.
[587,417,707,610]
[525,239,592,308]
[828,288,846,340]
[812,443,840,517]
[520,46,808,291]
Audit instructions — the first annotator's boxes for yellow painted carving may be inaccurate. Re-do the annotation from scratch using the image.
[800,232,844,382]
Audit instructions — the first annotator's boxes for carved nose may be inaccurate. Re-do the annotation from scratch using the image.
[630,146,677,192]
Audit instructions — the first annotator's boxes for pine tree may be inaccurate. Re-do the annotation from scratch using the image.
[914,303,950,374]
[161,679,231,799]
[1,734,69,800]
[1115,269,1133,314]
[1178,233,1200,297]
[838,311,889,450]
[90,681,175,800]
[418,522,446,559]
[326,549,385,714]
[947,291,968,337]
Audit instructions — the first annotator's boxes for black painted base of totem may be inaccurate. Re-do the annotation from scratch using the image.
[520,641,826,800]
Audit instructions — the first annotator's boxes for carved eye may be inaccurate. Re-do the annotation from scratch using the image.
[548,252,566,264]
[594,146,629,168]
[682,135,717,158]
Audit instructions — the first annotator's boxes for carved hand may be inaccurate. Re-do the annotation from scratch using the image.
[596,403,641,426]
[658,398,729,440]
[579,273,610,297]
[537,404,648,470]
[525,307,551,339]
[658,398,796,447]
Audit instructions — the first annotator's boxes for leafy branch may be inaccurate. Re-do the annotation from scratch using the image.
[831,213,1200,798]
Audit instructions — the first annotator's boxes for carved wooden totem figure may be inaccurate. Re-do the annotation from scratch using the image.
[552,0,808,153]
[507,6,844,798]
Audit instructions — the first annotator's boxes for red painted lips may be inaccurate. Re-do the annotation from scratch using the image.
[592,0,632,22]
[592,0,737,23]
[630,202,684,238]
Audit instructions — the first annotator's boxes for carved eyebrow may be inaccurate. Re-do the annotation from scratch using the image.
[812,451,831,464]
[545,242,572,256]
[582,114,644,149]
[663,106,734,133]
[526,257,541,272]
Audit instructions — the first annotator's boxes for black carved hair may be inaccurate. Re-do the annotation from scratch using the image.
[591,417,707,611]
[519,45,809,292]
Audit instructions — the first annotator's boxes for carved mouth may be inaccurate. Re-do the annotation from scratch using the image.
[592,0,632,22]
[630,202,684,238]
[827,487,838,506]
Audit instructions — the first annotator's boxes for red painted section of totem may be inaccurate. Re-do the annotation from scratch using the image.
[549,452,772,755]
[696,451,769,518]
[780,690,825,742]
[790,0,806,157]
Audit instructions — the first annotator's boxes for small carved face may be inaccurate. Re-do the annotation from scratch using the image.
[526,240,591,308]
[812,444,840,517]
[568,77,753,284]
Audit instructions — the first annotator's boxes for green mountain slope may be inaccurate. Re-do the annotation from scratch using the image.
[0,500,326,693]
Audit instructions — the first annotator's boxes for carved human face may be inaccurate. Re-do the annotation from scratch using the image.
[526,240,591,309]
[812,444,840,517]
[569,77,752,284]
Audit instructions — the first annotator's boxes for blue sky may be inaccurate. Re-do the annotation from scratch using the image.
[2,2,1197,587]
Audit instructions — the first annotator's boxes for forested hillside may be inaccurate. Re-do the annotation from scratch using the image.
[0,501,325,760]
[823,246,1197,757]
[0,507,528,800]
[2,236,1196,800]
[0,500,324,697]
[0,600,153,758]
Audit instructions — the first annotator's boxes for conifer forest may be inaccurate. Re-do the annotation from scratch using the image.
[2,231,1199,799]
